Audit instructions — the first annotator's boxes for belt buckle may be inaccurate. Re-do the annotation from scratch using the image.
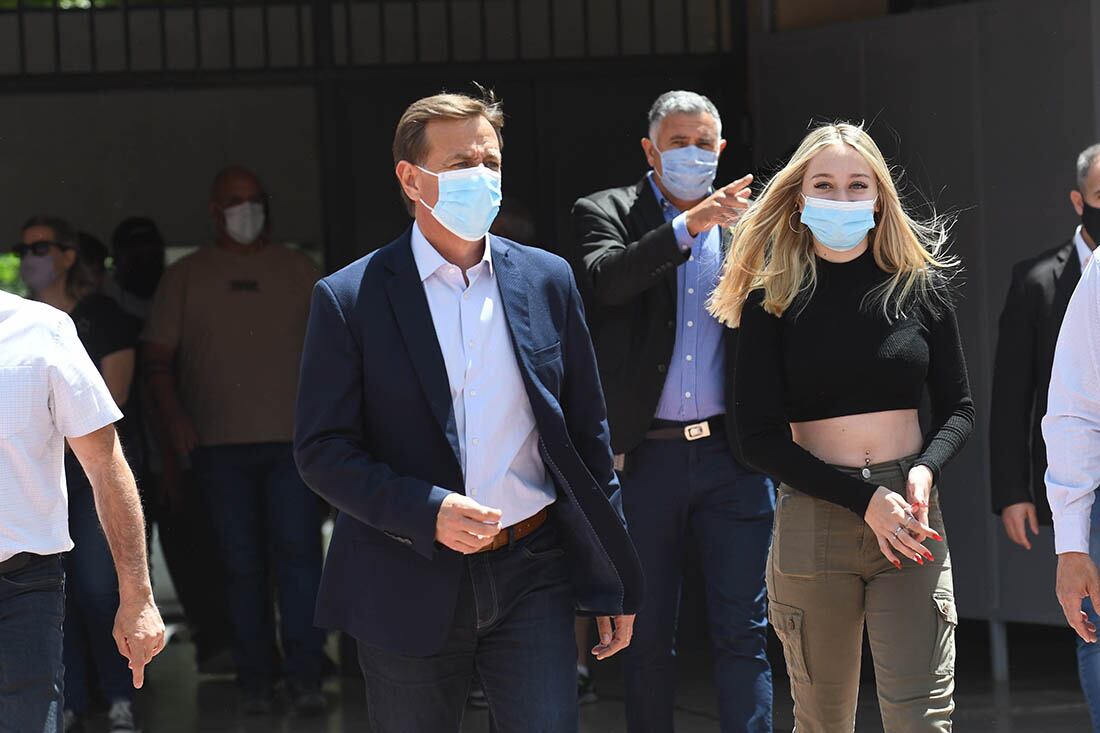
[684,421,711,441]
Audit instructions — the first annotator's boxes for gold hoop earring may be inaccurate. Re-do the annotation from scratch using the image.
[788,209,807,235]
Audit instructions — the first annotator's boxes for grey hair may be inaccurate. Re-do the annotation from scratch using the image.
[647,90,722,142]
[1078,143,1100,188]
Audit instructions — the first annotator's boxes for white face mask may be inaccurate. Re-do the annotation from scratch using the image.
[223,202,266,245]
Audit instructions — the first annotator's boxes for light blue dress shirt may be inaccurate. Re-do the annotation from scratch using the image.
[410,223,556,527]
[648,172,727,422]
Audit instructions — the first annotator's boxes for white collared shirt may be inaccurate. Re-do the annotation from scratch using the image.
[1045,244,1100,554]
[1074,225,1095,270]
[0,291,122,563]
[410,224,555,527]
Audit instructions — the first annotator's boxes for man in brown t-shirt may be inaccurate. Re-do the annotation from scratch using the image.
[143,166,324,715]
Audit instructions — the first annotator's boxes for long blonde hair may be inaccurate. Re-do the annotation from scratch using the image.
[708,123,959,327]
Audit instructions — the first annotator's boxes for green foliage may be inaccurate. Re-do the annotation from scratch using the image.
[0,254,26,296]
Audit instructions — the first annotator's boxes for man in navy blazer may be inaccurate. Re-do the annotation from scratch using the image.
[293,91,643,732]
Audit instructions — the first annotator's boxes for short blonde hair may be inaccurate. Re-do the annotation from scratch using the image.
[708,122,959,327]
[392,90,504,214]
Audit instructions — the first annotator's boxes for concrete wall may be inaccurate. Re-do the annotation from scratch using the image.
[750,0,1096,625]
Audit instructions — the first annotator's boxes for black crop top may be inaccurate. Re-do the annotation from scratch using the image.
[733,248,974,517]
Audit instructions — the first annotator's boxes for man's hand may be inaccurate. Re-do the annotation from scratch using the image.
[1057,552,1100,643]
[435,494,503,554]
[167,411,199,457]
[592,614,635,660]
[113,591,166,688]
[683,174,754,236]
[1002,501,1040,550]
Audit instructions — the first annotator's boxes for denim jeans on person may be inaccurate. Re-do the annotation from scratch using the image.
[0,553,66,733]
[62,457,133,715]
[1077,496,1100,730]
[357,522,578,733]
[190,442,324,695]
[620,434,776,733]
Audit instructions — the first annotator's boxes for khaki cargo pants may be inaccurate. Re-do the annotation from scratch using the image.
[767,458,956,732]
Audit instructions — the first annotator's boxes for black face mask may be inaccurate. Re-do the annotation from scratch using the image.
[1082,199,1100,244]
[117,254,164,300]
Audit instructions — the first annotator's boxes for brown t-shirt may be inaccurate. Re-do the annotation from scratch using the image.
[143,243,319,447]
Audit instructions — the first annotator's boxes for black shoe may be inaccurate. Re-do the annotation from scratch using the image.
[468,682,489,709]
[290,685,327,717]
[108,700,139,732]
[577,669,598,705]
[241,690,274,716]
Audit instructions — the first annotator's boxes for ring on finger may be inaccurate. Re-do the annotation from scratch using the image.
[893,525,905,538]
[903,513,915,528]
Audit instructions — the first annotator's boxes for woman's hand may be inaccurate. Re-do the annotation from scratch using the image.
[864,486,939,568]
[906,464,935,528]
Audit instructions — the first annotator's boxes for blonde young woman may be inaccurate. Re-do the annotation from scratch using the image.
[709,123,973,732]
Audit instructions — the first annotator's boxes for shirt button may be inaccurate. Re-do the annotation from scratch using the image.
[468,340,475,348]
[687,320,694,328]
[667,320,674,328]
[689,255,695,261]
[470,390,477,397]
[463,292,469,300]
[687,288,695,295]
[472,438,480,447]
[686,355,693,362]
[685,392,692,399]
[657,364,667,374]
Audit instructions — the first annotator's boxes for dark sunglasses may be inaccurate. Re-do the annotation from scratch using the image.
[11,241,70,259]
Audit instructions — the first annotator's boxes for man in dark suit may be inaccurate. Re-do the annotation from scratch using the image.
[293,91,642,733]
[991,143,1100,546]
[991,142,1100,720]
[572,90,775,732]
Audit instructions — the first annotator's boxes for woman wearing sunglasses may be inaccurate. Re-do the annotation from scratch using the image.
[16,216,143,733]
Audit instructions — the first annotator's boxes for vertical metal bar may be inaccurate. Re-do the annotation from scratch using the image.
[445,0,454,62]
[121,0,132,71]
[581,0,590,57]
[547,0,555,58]
[227,0,237,70]
[89,0,98,72]
[15,0,26,75]
[378,0,387,64]
[479,0,487,61]
[158,0,168,71]
[648,0,657,53]
[512,0,521,59]
[295,0,305,67]
[614,0,623,55]
[343,0,352,65]
[192,0,202,69]
[52,0,61,73]
[681,0,690,53]
[262,0,272,68]
[411,0,420,63]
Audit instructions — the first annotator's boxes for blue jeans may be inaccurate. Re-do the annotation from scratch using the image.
[191,442,324,693]
[62,461,132,714]
[357,523,578,733]
[622,434,776,733]
[1078,497,1100,730]
[0,554,65,733]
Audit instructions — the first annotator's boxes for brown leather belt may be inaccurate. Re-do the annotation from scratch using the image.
[474,508,549,553]
[645,417,725,442]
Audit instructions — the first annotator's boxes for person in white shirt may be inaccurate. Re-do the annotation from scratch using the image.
[0,289,164,733]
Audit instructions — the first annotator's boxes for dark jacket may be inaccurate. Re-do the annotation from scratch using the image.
[990,239,1082,523]
[571,177,742,460]
[293,229,644,656]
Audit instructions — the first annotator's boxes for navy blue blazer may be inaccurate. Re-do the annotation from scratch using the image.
[293,228,644,656]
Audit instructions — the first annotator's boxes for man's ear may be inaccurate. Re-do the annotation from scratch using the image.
[396,161,421,204]
[1071,189,1085,217]
[641,138,659,170]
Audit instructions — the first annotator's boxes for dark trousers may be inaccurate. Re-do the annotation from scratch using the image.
[61,471,132,714]
[191,442,324,693]
[357,523,577,733]
[0,554,65,733]
[622,435,775,733]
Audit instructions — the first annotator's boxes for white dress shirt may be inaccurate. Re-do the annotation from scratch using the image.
[0,291,122,563]
[1045,245,1100,554]
[1075,225,1095,270]
[410,224,555,528]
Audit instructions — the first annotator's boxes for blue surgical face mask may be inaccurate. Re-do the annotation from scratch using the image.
[417,164,503,242]
[799,195,877,251]
[653,144,719,201]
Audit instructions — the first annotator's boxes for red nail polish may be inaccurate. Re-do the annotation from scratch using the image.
[916,556,924,565]
[893,560,901,569]
[932,533,943,542]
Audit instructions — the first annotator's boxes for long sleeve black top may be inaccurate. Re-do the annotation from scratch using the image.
[734,248,974,517]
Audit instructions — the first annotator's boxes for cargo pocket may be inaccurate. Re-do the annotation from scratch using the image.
[769,600,811,685]
[931,592,958,675]
[774,488,823,579]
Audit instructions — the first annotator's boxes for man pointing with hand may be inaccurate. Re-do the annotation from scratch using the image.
[294,90,642,733]
[572,90,776,732]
